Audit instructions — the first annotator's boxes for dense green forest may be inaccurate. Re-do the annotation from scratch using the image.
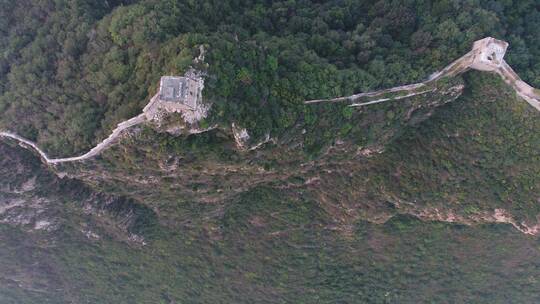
[1,0,540,154]
[1,1,540,302]
[1,70,539,303]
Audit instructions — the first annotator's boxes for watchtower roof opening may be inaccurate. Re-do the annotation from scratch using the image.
[471,37,509,71]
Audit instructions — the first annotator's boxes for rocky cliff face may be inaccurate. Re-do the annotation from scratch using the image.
[40,75,461,222]
[0,141,157,244]
[1,72,539,303]
[32,72,537,236]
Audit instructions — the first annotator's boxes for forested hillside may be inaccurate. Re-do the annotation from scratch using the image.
[1,71,539,303]
[2,1,540,303]
[1,0,540,155]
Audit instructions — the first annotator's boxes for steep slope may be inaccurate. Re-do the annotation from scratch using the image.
[0,142,159,303]
[1,75,540,302]
[1,2,540,303]
[3,38,539,167]
[3,1,540,155]
[38,71,536,234]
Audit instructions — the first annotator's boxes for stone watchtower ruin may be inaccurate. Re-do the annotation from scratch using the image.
[470,37,509,72]
[158,75,201,110]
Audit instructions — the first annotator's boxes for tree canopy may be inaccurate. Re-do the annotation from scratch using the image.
[1,0,539,154]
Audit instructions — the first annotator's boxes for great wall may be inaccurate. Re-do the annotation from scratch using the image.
[1,37,539,165]
[306,37,540,111]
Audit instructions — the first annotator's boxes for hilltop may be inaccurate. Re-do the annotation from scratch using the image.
[1,1,540,303]
[1,70,539,302]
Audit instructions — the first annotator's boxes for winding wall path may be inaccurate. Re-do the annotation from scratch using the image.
[305,37,540,111]
[0,93,164,164]
[0,113,147,164]
[1,38,539,165]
